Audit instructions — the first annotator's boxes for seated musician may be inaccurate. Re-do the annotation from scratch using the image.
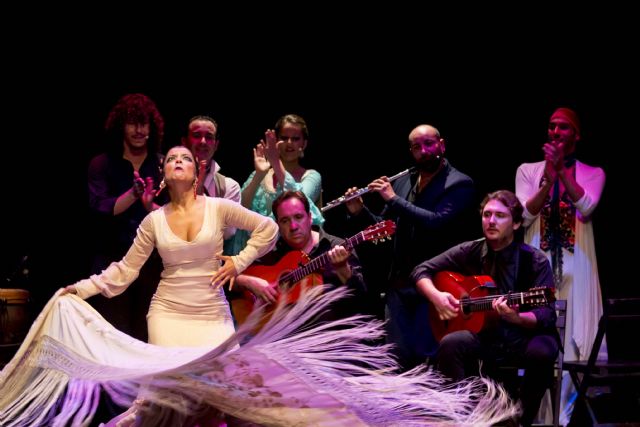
[234,190,368,324]
[410,190,558,427]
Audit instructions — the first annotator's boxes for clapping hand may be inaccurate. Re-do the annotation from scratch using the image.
[543,141,565,172]
[141,176,156,210]
[132,171,146,198]
[253,141,271,174]
[264,129,282,166]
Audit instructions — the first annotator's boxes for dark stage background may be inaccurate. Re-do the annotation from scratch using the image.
[2,35,635,312]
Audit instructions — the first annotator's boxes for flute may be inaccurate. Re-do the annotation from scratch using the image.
[322,167,415,212]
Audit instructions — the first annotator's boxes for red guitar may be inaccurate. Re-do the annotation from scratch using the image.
[428,271,555,341]
[232,220,396,327]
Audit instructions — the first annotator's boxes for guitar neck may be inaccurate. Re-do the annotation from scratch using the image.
[463,292,535,313]
[281,233,363,284]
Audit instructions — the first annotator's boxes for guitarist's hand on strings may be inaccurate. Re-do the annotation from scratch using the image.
[253,138,272,174]
[236,275,278,304]
[210,254,238,290]
[416,277,459,320]
[327,245,352,283]
[492,296,520,323]
[432,290,460,320]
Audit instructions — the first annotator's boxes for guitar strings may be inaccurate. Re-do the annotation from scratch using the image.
[458,291,550,306]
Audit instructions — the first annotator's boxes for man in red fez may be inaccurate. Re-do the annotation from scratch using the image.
[515,107,606,424]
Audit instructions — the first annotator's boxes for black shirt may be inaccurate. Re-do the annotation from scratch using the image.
[411,238,557,344]
[87,152,164,258]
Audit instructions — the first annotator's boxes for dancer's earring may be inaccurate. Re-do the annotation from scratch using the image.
[193,177,198,200]
[155,178,166,197]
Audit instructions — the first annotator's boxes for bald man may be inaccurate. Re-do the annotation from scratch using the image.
[344,124,477,371]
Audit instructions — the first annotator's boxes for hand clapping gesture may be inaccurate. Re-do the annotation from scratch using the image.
[132,170,157,211]
[132,170,146,198]
[263,129,282,166]
[543,140,565,178]
[141,176,156,210]
[253,139,271,174]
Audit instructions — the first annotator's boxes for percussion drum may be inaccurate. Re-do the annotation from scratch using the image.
[0,288,31,345]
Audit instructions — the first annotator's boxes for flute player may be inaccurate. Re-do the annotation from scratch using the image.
[342,124,477,371]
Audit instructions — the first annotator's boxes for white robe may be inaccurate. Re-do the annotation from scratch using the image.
[516,160,605,424]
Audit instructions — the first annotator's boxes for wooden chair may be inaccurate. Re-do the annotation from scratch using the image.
[562,297,640,426]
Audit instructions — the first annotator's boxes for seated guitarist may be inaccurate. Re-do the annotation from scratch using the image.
[411,190,558,427]
[235,190,367,323]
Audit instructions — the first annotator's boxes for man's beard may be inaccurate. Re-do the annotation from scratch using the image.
[416,155,442,173]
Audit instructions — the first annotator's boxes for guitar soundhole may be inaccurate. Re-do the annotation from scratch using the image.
[460,296,471,315]
[280,279,292,291]
[278,269,294,291]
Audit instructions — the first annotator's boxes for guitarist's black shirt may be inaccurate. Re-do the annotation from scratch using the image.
[411,238,556,347]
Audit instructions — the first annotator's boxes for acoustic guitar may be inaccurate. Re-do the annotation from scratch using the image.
[429,271,555,341]
[232,220,396,327]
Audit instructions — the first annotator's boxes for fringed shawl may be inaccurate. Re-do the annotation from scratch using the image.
[1,287,518,426]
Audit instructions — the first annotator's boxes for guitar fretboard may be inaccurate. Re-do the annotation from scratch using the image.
[280,233,364,285]
[462,291,549,314]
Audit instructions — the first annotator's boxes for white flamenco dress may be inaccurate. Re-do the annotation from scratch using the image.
[1,202,518,426]
[77,196,279,348]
